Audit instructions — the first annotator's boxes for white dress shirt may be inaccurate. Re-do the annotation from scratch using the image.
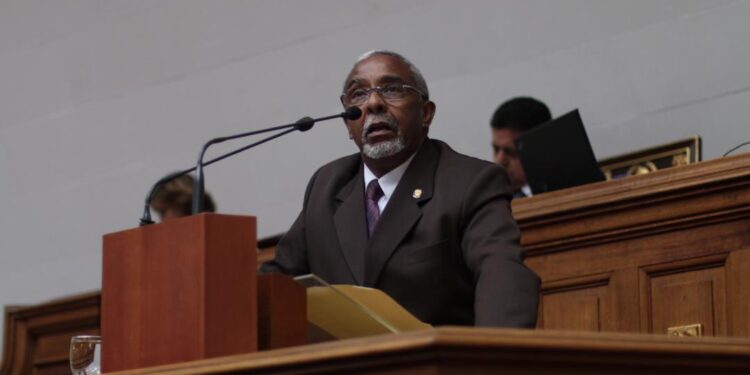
[362,153,417,213]
[520,184,533,197]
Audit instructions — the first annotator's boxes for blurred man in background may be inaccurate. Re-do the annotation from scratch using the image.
[490,97,552,198]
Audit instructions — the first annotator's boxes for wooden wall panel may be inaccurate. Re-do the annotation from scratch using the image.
[538,274,610,331]
[518,152,750,337]
[640,255,727,336]
[652,278,716,334]
[1,292,100,375]
[542,290,603,331]
[726,249,750,336]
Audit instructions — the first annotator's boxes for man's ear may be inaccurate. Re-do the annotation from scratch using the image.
[421,101,436,129]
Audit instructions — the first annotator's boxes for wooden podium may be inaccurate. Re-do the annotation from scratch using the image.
[102,214,282,373]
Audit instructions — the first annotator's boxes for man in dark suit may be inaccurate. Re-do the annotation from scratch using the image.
[262,51,539,328]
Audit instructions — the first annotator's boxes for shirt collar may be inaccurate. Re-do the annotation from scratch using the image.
[363,153,417,201]
[520,184,533,197]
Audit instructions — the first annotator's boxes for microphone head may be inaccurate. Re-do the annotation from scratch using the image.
[295,116,315,132]
[343,106,362,120]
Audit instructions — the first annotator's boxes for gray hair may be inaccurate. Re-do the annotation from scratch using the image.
[343,50,430,99]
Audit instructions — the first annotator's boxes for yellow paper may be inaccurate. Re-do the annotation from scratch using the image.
[306,284,432,340]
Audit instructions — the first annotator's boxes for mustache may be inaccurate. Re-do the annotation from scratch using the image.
[363,114,398,136]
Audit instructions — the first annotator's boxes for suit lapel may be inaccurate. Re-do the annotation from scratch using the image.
[364,140,437,287]
[333,165,368,285]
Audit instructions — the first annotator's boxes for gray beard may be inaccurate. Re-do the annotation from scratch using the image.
[362,137,405,159]
[360,113,404,159]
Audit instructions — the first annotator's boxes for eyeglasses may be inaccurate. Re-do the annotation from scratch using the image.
[341,84,427,107]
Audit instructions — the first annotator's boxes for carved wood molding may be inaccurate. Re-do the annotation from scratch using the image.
[103,327,750,375]
[515,153,750,255]
[639,253,730,277]
[1,292,100,375]
[541,272,612,294]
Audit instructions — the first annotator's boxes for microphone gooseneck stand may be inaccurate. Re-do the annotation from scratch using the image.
[138,107,362,225]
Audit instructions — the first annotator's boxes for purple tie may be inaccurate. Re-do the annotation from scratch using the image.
[365,179,384,237]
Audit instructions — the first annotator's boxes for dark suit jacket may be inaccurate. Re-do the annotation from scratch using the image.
[262,139,539,328]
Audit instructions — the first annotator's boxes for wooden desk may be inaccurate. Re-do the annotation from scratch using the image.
[516,152,750,336]
[106,327,750,375]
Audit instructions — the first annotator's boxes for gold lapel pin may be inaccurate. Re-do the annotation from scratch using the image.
[413,189,422,199]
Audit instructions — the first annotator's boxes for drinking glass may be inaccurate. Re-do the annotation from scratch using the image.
[69,335,101,375]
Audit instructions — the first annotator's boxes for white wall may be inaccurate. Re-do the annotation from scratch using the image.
[1,0,748,349]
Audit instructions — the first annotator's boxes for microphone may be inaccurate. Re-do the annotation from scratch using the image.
[139,107,361,225]
[343,106,363,121]
[190,107,362,214]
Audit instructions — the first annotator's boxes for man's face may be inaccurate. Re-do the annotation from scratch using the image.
[492,128,527,191]
[342,54,435,162]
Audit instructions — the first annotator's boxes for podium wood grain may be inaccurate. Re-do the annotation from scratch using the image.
[104,327,750,375]
[101,214,258,372]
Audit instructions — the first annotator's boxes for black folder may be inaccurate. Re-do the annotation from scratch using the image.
[516,109,605,195]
